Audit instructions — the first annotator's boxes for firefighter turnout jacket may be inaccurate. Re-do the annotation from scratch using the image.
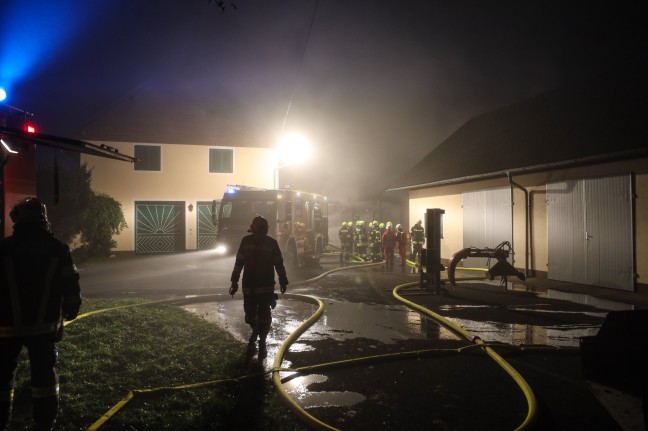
[231,233,289,294]
[0,224,81,339]
[411,223,425,247]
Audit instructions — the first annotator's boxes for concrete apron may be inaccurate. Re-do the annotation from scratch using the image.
[182,285,607,413]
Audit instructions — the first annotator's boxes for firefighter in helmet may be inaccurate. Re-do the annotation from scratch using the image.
[354,220,368,261]
[1,197,81,431]
[381,222,396,269]
[395,224,409,267]
[338,221,353,264]
[229,216,288,359]
[410,220,425,263]
[369,221,382,262]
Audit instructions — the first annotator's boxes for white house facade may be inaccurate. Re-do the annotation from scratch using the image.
[82,141,277,253]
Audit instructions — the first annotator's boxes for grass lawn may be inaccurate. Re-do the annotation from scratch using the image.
[9,298,308,431]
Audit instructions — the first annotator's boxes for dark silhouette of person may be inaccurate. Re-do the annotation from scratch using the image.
[0,197,81,431]
[229,216,288,358]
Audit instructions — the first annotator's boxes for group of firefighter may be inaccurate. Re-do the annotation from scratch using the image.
[338,219,425,269]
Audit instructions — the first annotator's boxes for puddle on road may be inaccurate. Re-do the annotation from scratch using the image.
[281,373,366,408]
[441,317,600,347]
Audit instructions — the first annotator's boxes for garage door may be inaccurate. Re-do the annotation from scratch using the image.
[547,175,634,291]
[135,201,186,254]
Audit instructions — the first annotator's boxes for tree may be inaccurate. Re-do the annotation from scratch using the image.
[39,159,127,260]
[40,159,93,245]
[77,193,128,258]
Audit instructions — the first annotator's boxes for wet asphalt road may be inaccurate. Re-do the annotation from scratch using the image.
[79,251,625,430]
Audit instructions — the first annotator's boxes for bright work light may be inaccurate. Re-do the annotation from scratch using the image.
[277,133,312,166]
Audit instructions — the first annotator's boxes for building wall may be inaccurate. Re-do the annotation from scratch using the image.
[408,159,648,290]
[81,141,277,252]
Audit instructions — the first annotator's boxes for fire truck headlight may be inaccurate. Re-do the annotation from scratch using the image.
[214,244,227,255]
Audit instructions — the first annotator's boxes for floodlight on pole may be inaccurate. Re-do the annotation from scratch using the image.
[274,133,312,189]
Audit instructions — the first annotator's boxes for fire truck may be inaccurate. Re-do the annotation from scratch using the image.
[1,102,136,238]
[213,184,329,267]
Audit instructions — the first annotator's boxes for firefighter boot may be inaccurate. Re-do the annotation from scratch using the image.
[32,394,58,431]
[258,338,267,359]
[247,330,258,354]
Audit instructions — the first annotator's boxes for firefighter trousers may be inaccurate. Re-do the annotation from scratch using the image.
[0,335,59,431]
[243,292,274,342]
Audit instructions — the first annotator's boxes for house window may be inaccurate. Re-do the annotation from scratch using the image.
[134,145,161,171]
[209,148,233,173]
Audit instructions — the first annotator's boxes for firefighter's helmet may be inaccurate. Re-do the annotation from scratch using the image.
[396,224,403,231]
[379,222,385,229]
[248,216,269,235]
[10,197,49,227]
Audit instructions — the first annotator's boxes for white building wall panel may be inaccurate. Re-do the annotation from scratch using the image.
[548,175,633,291]
[585,175,634,290]
[463,187,512,268]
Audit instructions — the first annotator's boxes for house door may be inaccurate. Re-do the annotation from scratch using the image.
[134,201,186,254]
[547,175,634,291]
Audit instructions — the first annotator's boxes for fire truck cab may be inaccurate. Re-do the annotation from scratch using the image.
[214,185,328,267]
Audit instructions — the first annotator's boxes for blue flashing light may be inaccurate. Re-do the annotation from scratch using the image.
[0,88,6,102]
[0,1,110,92]
[226,186,238,194]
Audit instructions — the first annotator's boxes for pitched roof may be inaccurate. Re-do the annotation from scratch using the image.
[389,60,648,191]
[72,73,265,148]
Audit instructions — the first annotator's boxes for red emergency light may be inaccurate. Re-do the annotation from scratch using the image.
[24,123,36,133]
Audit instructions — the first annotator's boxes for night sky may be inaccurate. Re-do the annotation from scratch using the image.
[2,0,646,200]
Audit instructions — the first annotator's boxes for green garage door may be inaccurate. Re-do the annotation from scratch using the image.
[135,201,186,254]
[197,201,219,250]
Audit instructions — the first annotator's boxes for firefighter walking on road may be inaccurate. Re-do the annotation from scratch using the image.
[229,216,288,359]
[0,197,82,431]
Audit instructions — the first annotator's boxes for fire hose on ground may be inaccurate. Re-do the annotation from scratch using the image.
[66,262,552,431]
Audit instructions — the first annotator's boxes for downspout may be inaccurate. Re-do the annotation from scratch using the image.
[528,189,546,276]
[507,173,529,277]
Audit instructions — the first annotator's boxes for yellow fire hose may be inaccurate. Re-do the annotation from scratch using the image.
[75,262,540,430]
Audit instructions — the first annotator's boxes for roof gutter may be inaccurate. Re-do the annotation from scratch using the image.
[386,147,648,192]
